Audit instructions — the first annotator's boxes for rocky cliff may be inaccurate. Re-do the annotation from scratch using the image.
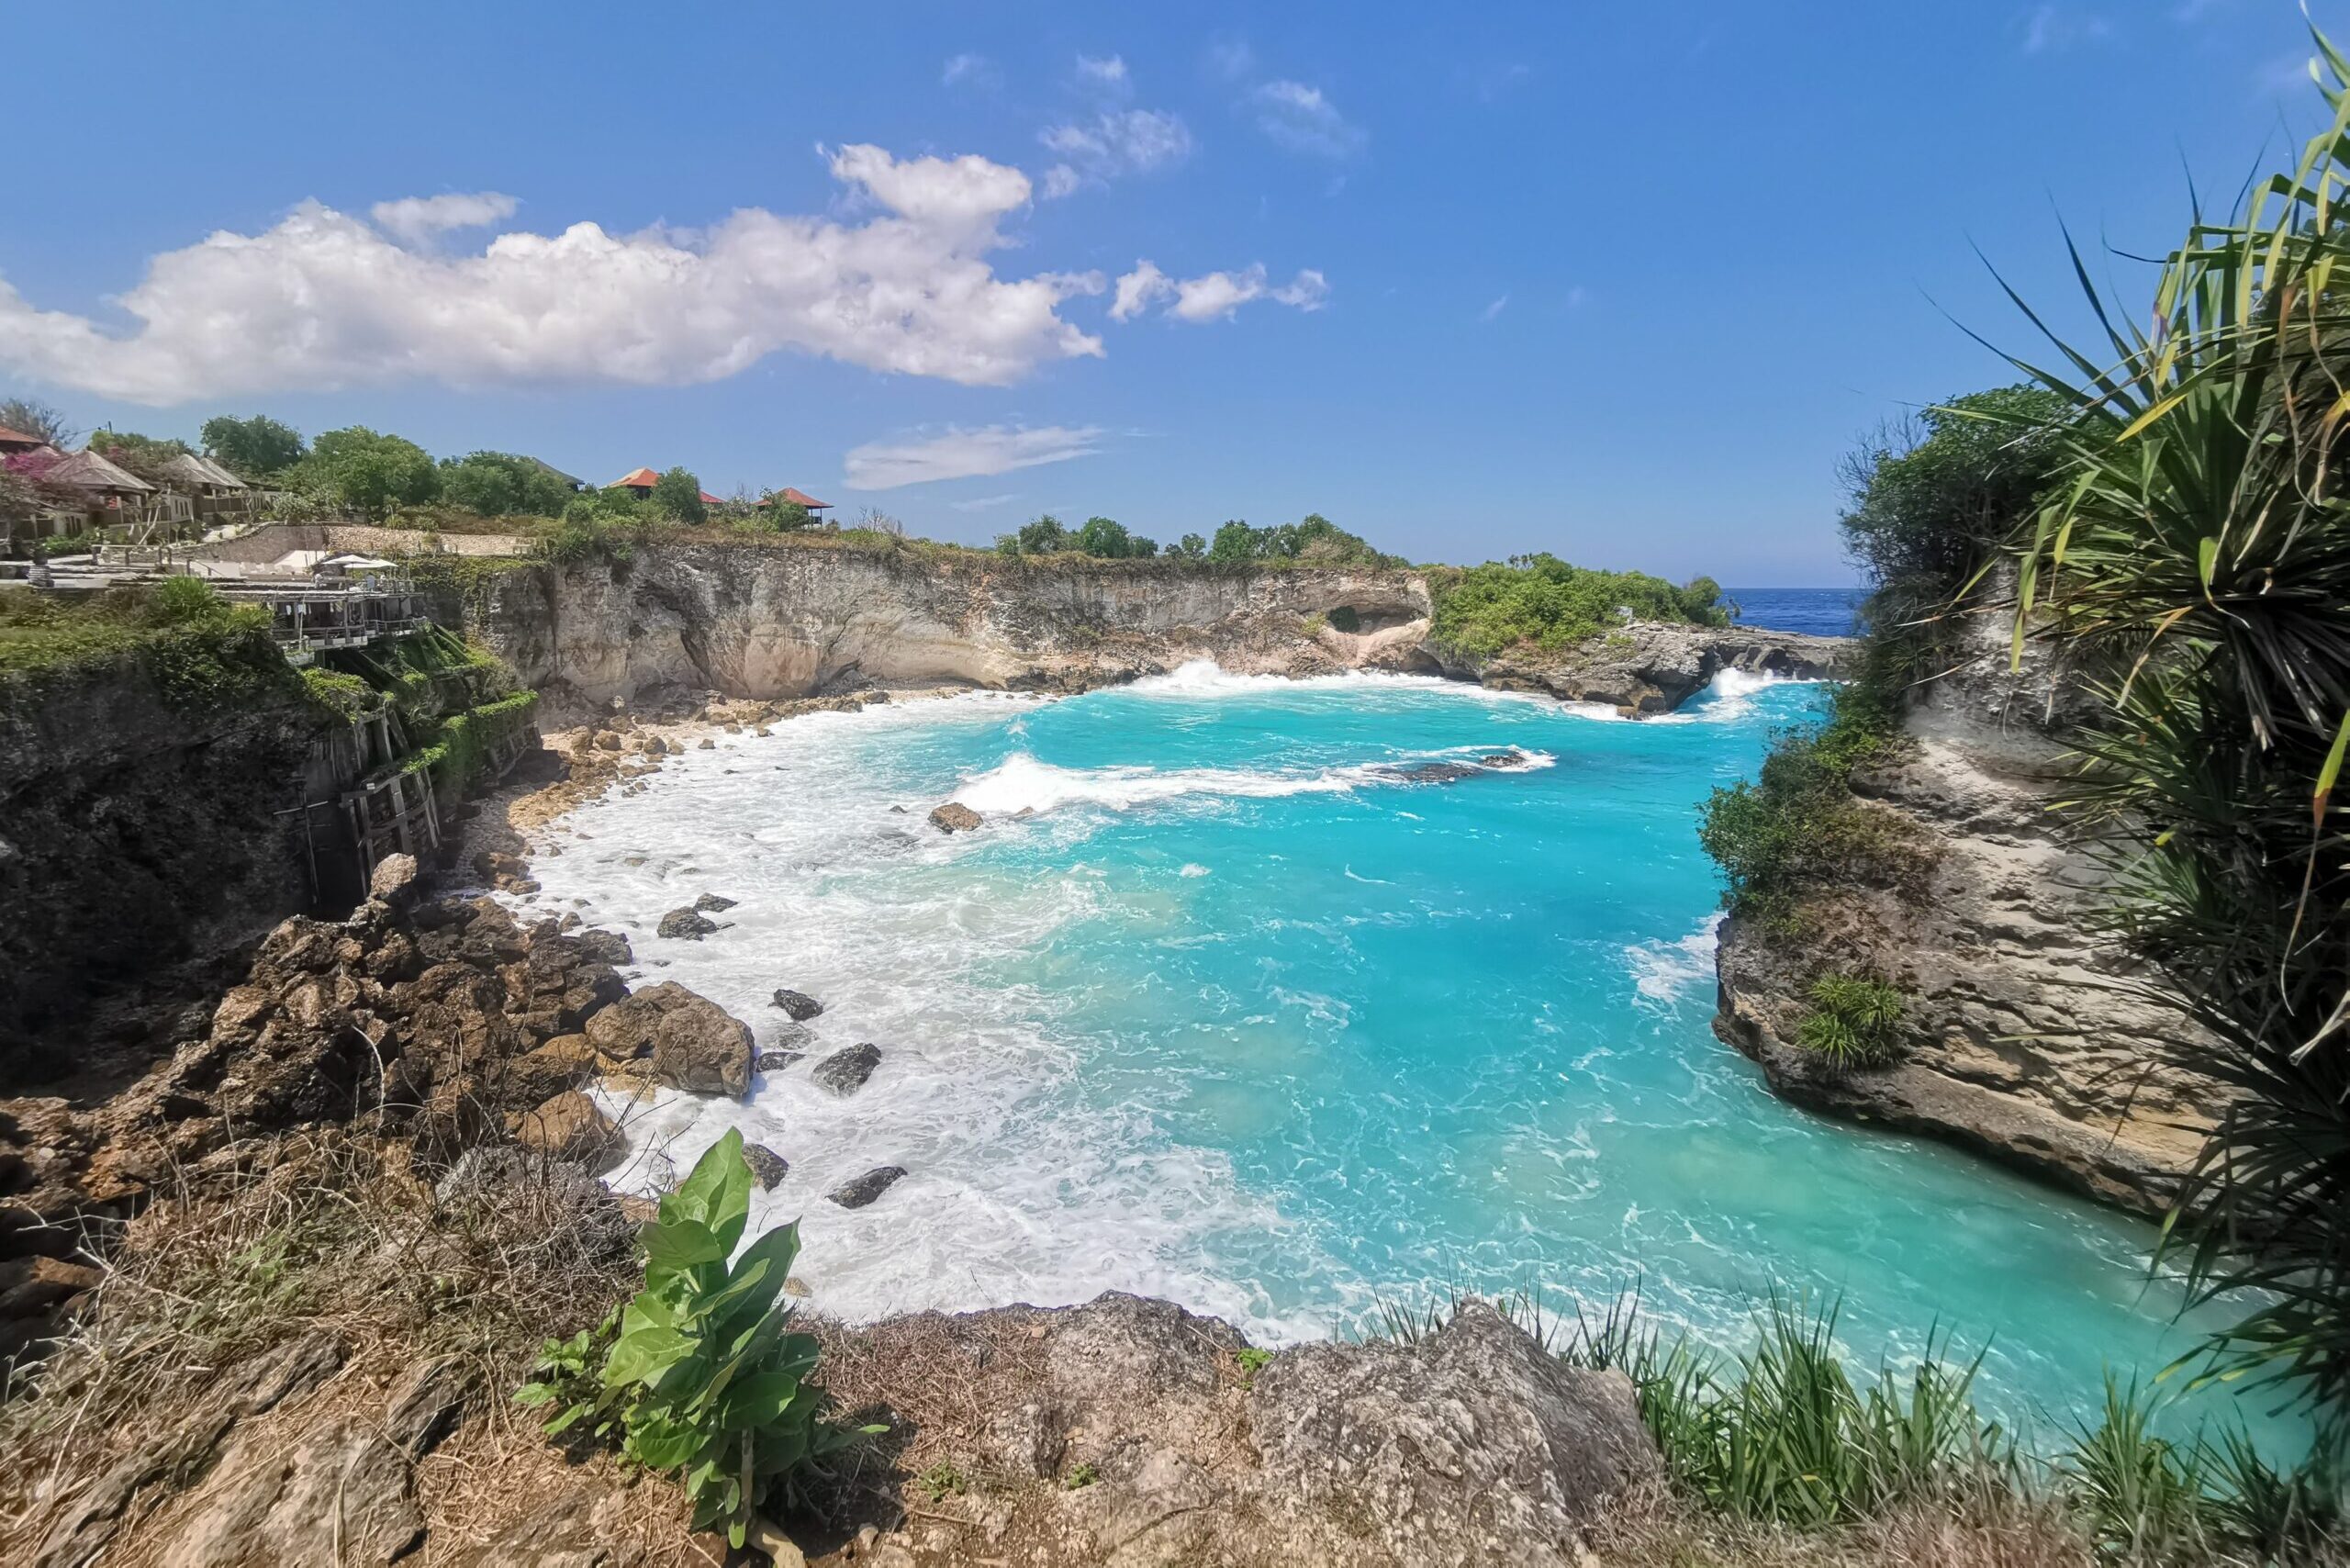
[1711,595,2224,1215]
[0,631,330,1089]
[464,540,1841,722]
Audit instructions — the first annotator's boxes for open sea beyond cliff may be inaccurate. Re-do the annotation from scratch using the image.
[514,664,2292,1450]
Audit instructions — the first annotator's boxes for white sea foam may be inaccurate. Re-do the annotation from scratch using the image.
[1648,666,1818,725]
[952,746,1557,820]
[509,696,1352,1341]
[1625,913,1726,1012]
[1126,657,1552,707]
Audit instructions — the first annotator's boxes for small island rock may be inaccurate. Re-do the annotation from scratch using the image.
[929,801,983,834]
[693,892,737,913]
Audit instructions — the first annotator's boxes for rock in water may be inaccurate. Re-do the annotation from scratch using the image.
[929,801,983,833]
[744,1143,789,1191]
[1377,760,1481,785]
[693,892,737,913]
[769,987,824,1021]
[656,906,718,940]
[827,1165,906,1208]
[811,1042,882,1096]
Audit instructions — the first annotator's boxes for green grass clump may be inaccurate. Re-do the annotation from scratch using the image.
[1427,554,1726,659]
[1795,976,1907,1070]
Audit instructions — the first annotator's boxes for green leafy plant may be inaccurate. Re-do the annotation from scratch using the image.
[918,1461,968,1501]
[1795,976,1908,1070]
[1235,1346,1273,1386]
[1064,1462,1100,1490]
[513,1130,868,1549]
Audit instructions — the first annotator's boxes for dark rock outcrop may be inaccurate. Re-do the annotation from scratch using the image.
[743,1142,789,1191]
[827,1165,906,1208]
[769,988,823,1021]
[655,906,717,940]
[811,1043,882,1097]
[928,802,982,834]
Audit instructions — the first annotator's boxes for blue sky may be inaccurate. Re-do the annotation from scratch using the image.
[0,1,2334,583]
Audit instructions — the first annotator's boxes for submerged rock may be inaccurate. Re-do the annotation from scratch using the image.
[1378,760,1483,785]
[769,987,824,1021]
[755,1049,805,1071]
[811,1042,881,1096]
[929,801,983,834]
[827,1165,906,1208]
[655,906,718,940]
[743,1143,789,1191]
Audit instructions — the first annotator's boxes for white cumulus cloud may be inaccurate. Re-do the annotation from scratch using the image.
[843,424,1103,491]
[367,191,519,245]
[1110,260,1172,322]
[1249,80,1366,157]
[0,146,1109,404]
[1037,108,1192,194]
[942,52,999,88]
[1110,260,1327,323]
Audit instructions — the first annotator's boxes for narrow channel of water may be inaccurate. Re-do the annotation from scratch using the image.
[511,665,2303,1454]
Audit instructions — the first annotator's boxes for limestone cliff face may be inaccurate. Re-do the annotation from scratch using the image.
[1711,586,2224,1215]
[465,543,1843,722]
[467,545,1438,719]
[1426,621,1847,712]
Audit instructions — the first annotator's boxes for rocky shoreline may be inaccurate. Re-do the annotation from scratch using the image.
[1,846,1668,1567]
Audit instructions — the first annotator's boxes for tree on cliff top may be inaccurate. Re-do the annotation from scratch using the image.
[651,466,707,525]
[200,413,307,478]
[299,426,441,517]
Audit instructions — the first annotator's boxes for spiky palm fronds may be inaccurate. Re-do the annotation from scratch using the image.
[1975,27,2350,1407]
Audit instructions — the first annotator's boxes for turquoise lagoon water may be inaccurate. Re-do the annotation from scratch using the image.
[517,664,2289,1450]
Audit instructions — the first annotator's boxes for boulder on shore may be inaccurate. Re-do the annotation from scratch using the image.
[827,1165,906,1208]
[769,988,823,1021]
[929,801,983,834]
[511,1091,622,1175]
[811,1043,882,1096]
[583,982,754,1097]
[655,906,718,940]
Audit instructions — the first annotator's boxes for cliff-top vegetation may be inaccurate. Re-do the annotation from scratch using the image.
[1427,554,1727,659]
[0,577,302,715]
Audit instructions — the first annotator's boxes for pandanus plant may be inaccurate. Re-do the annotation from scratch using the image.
[1970,28,2350,1406]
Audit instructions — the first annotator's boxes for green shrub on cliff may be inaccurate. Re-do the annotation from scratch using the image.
[1795,975,1907,1070]
[1697,684,1923,926]
[517,1130,870,1550]
[1430,554,1727,660]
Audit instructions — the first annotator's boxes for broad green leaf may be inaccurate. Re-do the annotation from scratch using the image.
[603,1324,696,1389]
[666,1127,747,1232]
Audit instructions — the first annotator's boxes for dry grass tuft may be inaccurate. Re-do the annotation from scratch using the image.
[1585,1483,2097,1568]
[0,1124,683,1562]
